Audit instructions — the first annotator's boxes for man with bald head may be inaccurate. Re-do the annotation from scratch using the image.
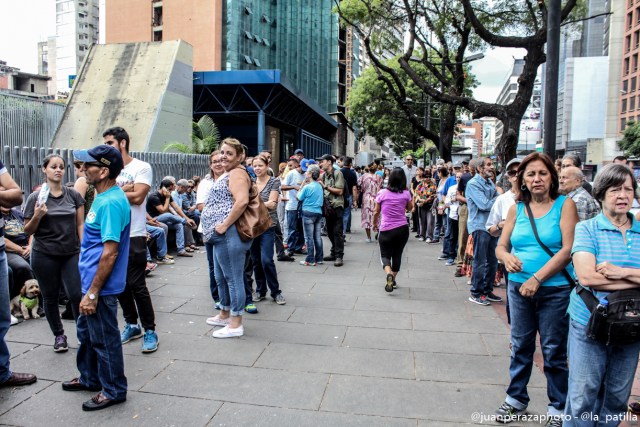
[559,166,599,221]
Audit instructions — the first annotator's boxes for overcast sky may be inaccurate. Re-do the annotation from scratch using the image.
[0,0,524,104]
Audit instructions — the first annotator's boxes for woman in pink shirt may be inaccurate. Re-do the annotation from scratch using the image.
[372,168,414,292]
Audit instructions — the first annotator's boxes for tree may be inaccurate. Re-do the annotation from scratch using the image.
[163,115,221,154]
[335,0,583,163]
[618,121,640,158]
[347,53,476,154]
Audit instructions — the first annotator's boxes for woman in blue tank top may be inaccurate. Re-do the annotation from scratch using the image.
[494,153,579,424]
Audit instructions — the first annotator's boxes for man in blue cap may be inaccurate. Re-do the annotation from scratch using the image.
[63,145,130,411]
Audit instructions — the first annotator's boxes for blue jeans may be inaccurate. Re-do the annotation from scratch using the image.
[147,225,167,258]
[343,195,353,232]
[250,227,281,298]
[209,224,252,316]
[302,211,324,263]
[442,216,458,258]
[155,212,185,251]
[506,282,571,416]
[285,209,304,251]
[76,294,127,400]
[564,319,640,426]
[204,242,219,304]
[470,230,498,297]
[0,251,12,383]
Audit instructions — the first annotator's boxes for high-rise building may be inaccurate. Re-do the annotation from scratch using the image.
[105,0,346,114]
[55,0,100,93]
[37,37,57,95]
[619,0,640,131]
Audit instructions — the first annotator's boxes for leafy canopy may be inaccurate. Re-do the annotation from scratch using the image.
[619,121,640,158]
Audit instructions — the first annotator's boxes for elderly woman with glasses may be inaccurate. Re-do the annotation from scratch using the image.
[565,164,640,426]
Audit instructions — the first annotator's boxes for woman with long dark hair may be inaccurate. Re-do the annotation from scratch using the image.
[24,154,85,353]
[358,163,382,243]
[494,152,578,424]
[372,168,413,292]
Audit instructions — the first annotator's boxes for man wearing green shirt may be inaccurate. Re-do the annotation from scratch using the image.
[318,154,345,267]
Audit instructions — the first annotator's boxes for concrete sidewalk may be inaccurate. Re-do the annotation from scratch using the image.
[1,226,563,426]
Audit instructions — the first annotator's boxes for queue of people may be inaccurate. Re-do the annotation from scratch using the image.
[4,138,640,426]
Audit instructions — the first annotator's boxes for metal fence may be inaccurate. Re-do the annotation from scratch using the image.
[2,146,210,196]
[0,93,65,152]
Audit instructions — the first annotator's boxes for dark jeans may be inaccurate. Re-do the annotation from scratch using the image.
[343,195,353,232]
[302,211,324,264]
[470,230,498,297]
[273,221,286,258]
[76,294,127,401]
[204,242,219,304]
[285,209,304,252]
[442,217,459,259]
[0,251,12,383]
[117,236,155,331]
[433,212,444,241]
[250,227,281,298]
[6,252,34,298]
[326,206,344,259]
[506,282,571,415]
[30,250,81,336]
[378,225,409,272]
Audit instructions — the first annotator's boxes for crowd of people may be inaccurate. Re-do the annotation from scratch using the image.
[3,129,640,425]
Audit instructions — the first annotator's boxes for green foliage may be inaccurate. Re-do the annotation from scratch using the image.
[163,115,221,154]
[618,121,640,158]
[347,55,477,151]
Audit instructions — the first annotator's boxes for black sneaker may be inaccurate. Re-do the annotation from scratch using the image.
[323,255,336,261]
[54,334,68,353]
[468,295,490,306]
[486,292,503,302]
[495,401,526,423]
[277,255,295,262]
[437,254,448,261]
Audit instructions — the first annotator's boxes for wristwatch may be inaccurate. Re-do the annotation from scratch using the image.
[88,293,96,300]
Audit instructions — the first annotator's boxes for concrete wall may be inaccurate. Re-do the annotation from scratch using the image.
[52,40,193,152]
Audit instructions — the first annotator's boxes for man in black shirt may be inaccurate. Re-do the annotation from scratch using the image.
[340,157,358,234]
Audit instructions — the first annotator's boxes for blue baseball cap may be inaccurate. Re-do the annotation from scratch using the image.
[73,145,124,178]
[300,158,317,172]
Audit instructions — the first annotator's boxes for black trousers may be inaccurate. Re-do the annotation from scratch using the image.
[118,236,156,330]
[378,224,410,272]
[326,206,344,259]
[6,252,34,298]
[30,250,81,336]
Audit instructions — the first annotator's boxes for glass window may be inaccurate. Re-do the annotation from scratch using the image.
[254,58,262,67]
[632,77,637,92]
[243,55,253,64]
[623,98,628,112]
[632,96,637,111]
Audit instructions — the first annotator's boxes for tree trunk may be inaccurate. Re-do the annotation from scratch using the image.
[496,115,520,166]
[439,104,457,162]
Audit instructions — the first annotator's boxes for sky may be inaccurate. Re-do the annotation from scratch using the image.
[0,0,524,104]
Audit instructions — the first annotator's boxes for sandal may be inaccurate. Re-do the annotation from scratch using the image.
[185,247,194,252]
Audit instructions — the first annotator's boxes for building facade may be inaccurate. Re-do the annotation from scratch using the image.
[55,0,100,94]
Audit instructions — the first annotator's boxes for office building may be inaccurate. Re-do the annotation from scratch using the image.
[55,0,100,93]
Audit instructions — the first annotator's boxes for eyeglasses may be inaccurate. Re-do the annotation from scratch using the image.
[188,186,194,189]
[507,170,518,177]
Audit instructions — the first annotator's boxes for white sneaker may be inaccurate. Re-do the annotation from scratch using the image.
[10,315,19,326]
[365,238,372,243]
[212,325,244,338]
[206,315,230,326]
[425,238,432,243]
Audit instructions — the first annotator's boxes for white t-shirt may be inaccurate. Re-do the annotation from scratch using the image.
[284,170,305,211]
[196,177,213,233]
[116,157,152,238]
[446,184,459,220]
[485,190,516,231]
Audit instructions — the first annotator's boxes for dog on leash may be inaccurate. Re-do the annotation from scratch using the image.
[10,279,41,320]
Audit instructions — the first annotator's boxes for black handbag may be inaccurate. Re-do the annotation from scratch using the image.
[524,203,576,287]
[577,286,640,345]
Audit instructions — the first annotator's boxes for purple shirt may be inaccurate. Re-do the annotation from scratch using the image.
[376,189,411,231]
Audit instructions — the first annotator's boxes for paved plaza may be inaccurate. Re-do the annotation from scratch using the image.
[0,225,621,426]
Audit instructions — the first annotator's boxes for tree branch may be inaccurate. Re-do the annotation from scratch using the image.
[561,11,613,27]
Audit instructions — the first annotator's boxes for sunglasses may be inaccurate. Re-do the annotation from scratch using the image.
[507,170,518,177]
[188,186,194,189]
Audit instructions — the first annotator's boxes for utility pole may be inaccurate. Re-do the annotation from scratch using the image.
[543,0,561,159]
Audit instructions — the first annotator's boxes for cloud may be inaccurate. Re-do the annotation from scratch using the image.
[470,47,528,103]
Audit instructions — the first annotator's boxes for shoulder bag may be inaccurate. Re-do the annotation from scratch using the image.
[322,171,337,218]
[234,169,272,241]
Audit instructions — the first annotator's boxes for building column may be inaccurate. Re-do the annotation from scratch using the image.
[257,110,265,154]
